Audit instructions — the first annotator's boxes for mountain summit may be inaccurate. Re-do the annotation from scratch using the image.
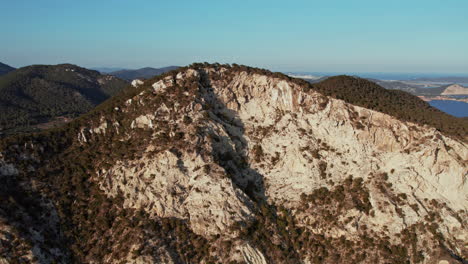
[0,64,467,263]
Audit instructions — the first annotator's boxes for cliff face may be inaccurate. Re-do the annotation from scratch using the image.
[1,65,467,264]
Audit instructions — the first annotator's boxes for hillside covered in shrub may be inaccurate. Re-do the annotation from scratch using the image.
[0,64,128,136]
[310,76,467,140]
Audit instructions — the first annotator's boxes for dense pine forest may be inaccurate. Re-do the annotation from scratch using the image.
[0,64,128,136]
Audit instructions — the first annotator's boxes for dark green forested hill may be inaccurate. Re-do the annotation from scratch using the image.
[109,66,179,81]
[213,64,467,140]
[309,75,468,140]
[0,62,15,76]
[0,64,128,136]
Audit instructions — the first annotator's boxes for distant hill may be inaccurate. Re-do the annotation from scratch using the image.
[0,64,128,135]
[366,78,421,93]
[412,86,446,96]
[279,74,466,136]
[380,83,468,96]
[91,67,126,73]
[0,62,15,76]
[311,75,467,139]
[301,76,329,83]
[365,78,468,96]
[440,84,468,95]
[303,76,444,96]
[299,75,468,97]
[109,66,179,80]
[412,76,468,83]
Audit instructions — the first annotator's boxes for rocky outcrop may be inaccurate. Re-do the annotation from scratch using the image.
[131,79,144,88]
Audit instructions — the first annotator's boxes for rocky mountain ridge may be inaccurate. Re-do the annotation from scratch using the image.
[0,64,467,263]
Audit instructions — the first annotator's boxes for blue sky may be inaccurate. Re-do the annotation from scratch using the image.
[2,0,468,73]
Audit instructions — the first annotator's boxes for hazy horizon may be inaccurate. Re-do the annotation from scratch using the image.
[3,62,468,79]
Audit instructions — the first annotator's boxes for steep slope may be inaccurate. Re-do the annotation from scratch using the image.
[110,66,179,81]
[0,64,128,135]
[0,64,467,263]
[0,62,15,76]
[312,76,468,140]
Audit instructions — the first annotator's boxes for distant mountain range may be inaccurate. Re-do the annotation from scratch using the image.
[91,67,127,73]
[369,79,445,96]
[0,62,183,136]
[367,78,421,92]
[411,76,468,83]
[0,63,128,135]
[0,62,15,76]
[109,66,179,81]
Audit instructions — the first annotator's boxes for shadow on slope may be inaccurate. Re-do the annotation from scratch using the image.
[198,68,302,262]
[0,172,71,263]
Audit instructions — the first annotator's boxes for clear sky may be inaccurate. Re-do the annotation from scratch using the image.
[2,0,468,73]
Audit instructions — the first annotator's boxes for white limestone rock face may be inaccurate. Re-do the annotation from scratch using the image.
[98,150,254,237]
[207,69,467,261]
[4,67,467,263]
[77,67,467,262]
[229,70,465,254]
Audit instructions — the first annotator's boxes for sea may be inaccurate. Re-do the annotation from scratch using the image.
[428,100,468,118]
